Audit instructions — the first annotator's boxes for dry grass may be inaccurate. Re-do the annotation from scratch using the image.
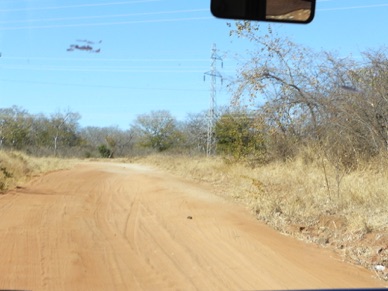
[0,151,76,192]
[136,153,388,280]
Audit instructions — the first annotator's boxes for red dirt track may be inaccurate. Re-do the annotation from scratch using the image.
[0,163,384,290]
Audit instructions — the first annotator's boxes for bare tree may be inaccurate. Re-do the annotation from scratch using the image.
[181,112,208,154]
[132,110,181,152]
[80,126,134,158]
[229,21,387,165]
[50,110,81,156]
[0,106,32,150]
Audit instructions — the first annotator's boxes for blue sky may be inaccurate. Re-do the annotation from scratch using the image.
[0,0,387,129]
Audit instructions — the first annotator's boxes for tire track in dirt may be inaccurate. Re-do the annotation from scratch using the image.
[0,162,385,290]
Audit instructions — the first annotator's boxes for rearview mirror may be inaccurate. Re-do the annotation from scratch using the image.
[211,0,316,24]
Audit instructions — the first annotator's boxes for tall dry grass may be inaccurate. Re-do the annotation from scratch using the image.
[138,153,387,230]
[136,152,388,278]
[0,151,76,192]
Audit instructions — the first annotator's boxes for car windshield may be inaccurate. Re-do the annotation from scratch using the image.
[0,0,387,290]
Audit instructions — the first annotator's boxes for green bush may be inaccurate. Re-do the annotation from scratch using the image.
[97,144,111,158]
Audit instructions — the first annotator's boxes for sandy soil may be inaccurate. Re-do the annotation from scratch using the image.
[0,162,385,290]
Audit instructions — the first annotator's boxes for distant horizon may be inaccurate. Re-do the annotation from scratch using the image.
[1,0,387,129]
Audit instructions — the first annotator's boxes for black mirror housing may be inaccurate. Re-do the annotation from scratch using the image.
[211,0,316,24]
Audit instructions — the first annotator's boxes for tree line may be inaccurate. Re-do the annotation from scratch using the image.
[0,106,198,158]
[1,23,386,168]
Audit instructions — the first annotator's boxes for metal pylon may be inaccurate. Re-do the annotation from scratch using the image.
[204,43,223,156]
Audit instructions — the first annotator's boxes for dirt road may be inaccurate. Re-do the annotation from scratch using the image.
[0,163,384,290]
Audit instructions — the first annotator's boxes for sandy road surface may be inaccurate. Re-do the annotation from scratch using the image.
[0,162,384,290]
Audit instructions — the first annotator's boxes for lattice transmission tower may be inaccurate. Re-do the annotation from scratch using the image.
[204,43,223,156]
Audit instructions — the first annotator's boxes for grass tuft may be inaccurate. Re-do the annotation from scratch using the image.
[0,151,75,192]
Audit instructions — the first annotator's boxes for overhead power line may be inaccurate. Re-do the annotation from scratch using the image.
[0,0,161,12]
[318,3,388,11]
[3,56,210,62]
[0,8,208,24]
[0,64,234,73]
[0,16,212,31]
[0,78,208,91]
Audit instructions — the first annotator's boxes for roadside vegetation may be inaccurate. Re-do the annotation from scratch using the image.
[0,151,75,192]
[136,153,387,280]
[0,23,386,279]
